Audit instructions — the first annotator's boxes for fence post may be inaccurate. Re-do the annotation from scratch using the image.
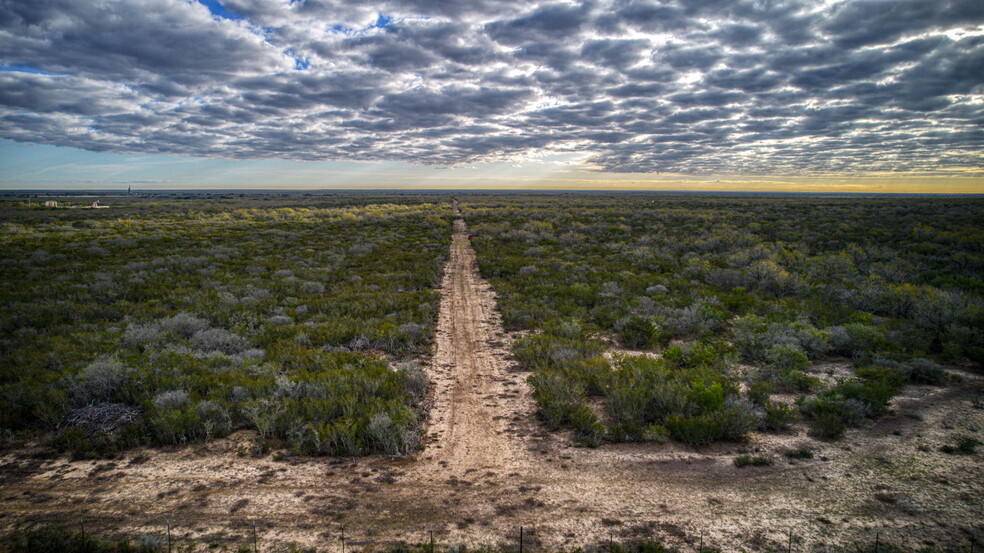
[252,521,258,553]
[971,535,976,553]
[430,529,435,553]
[167,520,172,553]
[519,526,524,553]
[698,530,703,553]
[874,532,879,553]
[788,529,793,553]
[341,525,346,553]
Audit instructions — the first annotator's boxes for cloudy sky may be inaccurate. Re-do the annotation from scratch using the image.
[1,0,983,192]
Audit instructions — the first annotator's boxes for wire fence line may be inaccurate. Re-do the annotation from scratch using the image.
[41,514,981,553]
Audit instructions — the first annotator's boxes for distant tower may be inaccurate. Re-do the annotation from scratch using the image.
[128,185,131,196]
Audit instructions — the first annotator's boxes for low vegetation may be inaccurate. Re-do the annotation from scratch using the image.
[0,193,452,457]
[466,194,983,446]
[0,525,927,553]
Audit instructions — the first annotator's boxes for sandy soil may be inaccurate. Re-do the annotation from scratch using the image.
[1,219,982,552]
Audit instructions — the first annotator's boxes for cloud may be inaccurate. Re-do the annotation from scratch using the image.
[1,0,983,176]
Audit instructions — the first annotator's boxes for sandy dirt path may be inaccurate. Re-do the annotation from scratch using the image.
[1,218,982,552]
[416,219,531,475]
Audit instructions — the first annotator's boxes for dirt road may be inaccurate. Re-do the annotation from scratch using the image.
[419,219,533,475]
[1,219,981,552]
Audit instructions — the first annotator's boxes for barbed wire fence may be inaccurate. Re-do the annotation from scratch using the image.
[52,514,980,553]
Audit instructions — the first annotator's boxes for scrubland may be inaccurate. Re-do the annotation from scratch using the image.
[1,192,981,553]
[465,195,983,447]
[0,194,452,458]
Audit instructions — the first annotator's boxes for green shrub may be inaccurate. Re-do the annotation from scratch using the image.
[617,316,659,348]
[1,526,160,553]
[761,402,800,431]
[829,323,888,360]
[715,401,759,440]
[766,344,810,372]
[833,377,897,417]
[666,414,721,445]
[689,382,725,414]
[663,341,736,370]
[569,404,605,447]
[784,446,814,459]
[734,454,773,467]
[747,381,773,406]
[366,412,419,455]
[643,424,670,443]
[46,423,145,460]
[808,412,846,440]
[529,371,587,430]
[777,369,820,393]
[607,384,649,428]
[513,333,603,370]
[903,358,948,385]
[149,407,204,445]
[939,435,981,455]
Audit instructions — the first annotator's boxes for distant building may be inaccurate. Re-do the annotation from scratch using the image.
[44,201,58,207]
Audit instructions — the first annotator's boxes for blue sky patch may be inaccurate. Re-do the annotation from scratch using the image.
[0,65,58,75]
[371,14,393,29]
[197,0,244,21]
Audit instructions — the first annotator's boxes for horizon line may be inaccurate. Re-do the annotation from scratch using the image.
[3,188,984,197]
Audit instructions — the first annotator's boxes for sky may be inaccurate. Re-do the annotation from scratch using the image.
[1,0,983,192]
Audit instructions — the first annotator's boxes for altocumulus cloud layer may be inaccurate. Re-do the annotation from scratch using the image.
[1,0,983,175]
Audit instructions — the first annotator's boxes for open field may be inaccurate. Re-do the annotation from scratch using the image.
[1,193,982,552]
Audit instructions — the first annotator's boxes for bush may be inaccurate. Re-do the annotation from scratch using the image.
[152,390,190,411]
[828,324,888,360]
[747,381,773,406]
[643,424,670,443]
[766,344,810,372]
[777,369,821,393]
[366,412,419,455]
[191,328,248,354]
[663,341,736,370]
[569,404,605,447]
[1,525,160,553]
[939,435,981,455]
[514,333,603,370]
[784,446,814,459]
[617,316,659,349]
[761,402,800,431]
[397,361,428,401]
[808,412,846,440]
[160,312,209,338]
[689,382,725,414]
[529,371,586,430]
[607,384,649,428]
[195,400,232,438]
[47,423,144,459]
[71,359,134,405]
[711,399,757,440]
[542,318,587,340]
[734,455,773,467]
[149,407,204,445]
[833,377,898,417]
[904,358,948,385]
[733,317,830,361]
[120,322,162,348]
[299,280,325,294]
[666,414,721,445]
[241,398,286,438]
